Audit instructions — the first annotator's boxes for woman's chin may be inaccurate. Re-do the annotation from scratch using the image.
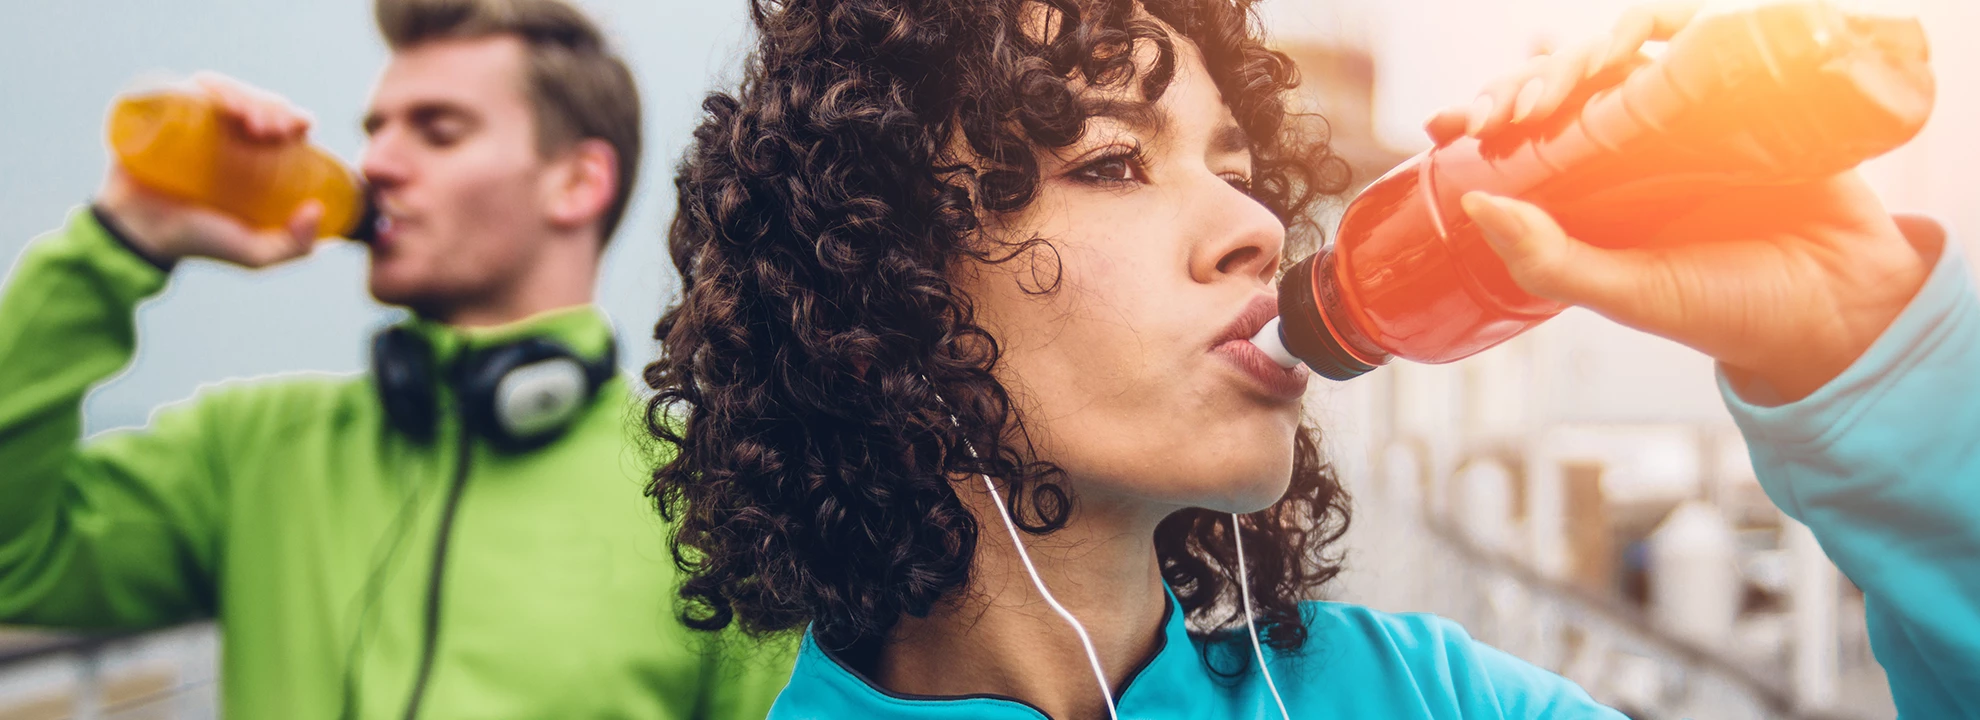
[1184,470,1295,515]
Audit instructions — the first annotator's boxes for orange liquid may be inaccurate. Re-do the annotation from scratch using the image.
[1281,1,1935,379]
[108,90,364,238]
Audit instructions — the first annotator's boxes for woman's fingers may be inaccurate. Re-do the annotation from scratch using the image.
[1459,191,1686,334]
[1608,0,1706,62]
[1469,54,1552,137]
[1444,1,1705,139]
[1514,39,1607,125]
[1424,106,1472,146]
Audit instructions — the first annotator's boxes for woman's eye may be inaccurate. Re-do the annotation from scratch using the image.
[1073,153,1144,185]
[1225,175,1255,195]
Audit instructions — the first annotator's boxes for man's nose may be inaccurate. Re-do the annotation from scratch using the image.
[358,129,410,189]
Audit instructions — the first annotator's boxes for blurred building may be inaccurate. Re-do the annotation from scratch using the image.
[1275,1,1980,717]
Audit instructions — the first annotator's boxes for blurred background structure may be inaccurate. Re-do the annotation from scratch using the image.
[2,0,1974,717]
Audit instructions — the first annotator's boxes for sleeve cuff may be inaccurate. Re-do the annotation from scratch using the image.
[55,206,174,303]
[88,204,177,273]
[1718,216,1979,449]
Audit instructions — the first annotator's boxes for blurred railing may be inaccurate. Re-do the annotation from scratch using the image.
[1343,435,1894,720]
[0,625,216,720]
[1422,517,1846,720]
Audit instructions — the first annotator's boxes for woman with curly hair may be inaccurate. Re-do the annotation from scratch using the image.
[643,0,1975,717]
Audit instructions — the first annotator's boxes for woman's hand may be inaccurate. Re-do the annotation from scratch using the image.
[1425,1,1936,403]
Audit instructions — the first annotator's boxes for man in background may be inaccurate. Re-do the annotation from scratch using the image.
[0,0,792,716]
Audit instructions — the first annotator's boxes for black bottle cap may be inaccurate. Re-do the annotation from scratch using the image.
[346,190,380,244]
[1279,250,1382,382]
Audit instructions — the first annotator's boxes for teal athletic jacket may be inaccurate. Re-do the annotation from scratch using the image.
[769,220,1980,719]
[0,209,796,718]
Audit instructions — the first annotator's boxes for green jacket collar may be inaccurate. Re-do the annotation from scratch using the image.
[397,306,617,368]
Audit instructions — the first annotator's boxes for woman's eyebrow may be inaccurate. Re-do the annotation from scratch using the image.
[1212,124,1250,155]
[1083,98,1169,138]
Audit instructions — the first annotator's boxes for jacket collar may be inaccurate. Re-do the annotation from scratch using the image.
[397,305,616,368]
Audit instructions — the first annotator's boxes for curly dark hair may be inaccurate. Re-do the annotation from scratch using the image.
[643,0,1355,657]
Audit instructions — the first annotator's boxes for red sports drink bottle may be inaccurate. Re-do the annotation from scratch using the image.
[1266,0,1935,380]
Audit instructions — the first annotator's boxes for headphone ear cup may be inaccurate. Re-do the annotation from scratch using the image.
[372,328,438,444]
[457,339,598,453]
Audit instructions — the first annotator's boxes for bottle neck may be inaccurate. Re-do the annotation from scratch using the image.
[1278,248,1388,381]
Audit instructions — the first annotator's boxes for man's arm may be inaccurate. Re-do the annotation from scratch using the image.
[0,76,329,628]
[0,209,226,628]
[1721,221,1980,718]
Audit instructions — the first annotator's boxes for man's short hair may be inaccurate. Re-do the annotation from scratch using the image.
[376,0,642,244]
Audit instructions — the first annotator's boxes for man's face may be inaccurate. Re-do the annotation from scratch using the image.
[360,35,553,316]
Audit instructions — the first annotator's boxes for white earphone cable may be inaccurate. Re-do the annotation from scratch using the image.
[930,387,1120,720]
[1233,512,1292,720]
[933,380,1285,719]
[970,445,1122,720]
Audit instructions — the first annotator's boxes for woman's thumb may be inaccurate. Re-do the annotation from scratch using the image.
[1459,191,1661,317]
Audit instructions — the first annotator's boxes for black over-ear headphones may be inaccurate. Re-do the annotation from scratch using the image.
[370,326,617,453]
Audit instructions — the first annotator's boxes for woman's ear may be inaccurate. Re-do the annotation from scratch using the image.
[544,138,619,234]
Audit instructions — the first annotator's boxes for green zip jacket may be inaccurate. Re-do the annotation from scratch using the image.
[0,209,796,718]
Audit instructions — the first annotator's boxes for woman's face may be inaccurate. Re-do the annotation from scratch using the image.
[961,39,1307,518]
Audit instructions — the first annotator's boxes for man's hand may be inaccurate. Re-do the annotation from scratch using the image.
[1424,1,1935,403]
[95,72,325,269]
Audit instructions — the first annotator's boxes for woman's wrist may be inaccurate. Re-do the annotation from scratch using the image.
[1730,220,1939,404]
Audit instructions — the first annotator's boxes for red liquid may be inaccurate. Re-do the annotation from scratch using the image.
[1279,1,1935,380]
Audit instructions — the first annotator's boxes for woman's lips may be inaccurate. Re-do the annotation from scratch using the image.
[1213,335,1310,401]
[1210,295,1308,400]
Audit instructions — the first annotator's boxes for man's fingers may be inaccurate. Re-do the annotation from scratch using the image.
[287,200,325,246]
[192,72,312,143]
[235,200,324,267]
[1459,191,1687,333]
[182,200,320,269]
[193,73,263,134]
[236,229,316,268]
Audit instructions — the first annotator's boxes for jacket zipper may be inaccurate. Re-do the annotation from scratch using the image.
[399,417,474,720]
